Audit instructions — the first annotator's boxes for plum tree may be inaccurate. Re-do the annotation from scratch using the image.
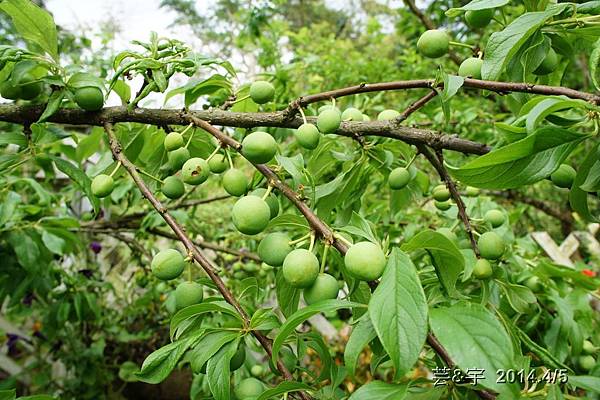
[91,174,114,198]
[241,131,278,164]
[164,132,184,151]
[551,164,576,188]
[388,167,411,190]
[344,241,386,281]
[417,30,449,58]
[208,154,228,173]
[231,196,271,235]
[161,176,185,199]
[473,258,493,279]
[174,281,203,309]
[303,273,339,305]
[478,231,505,260]
[74,86,104,111]
[282,249,319,288]
[534,48,558,75]
[484,209,504,227]
[317,108,342,133]
[151,249,185,280]
[458,57,483,79]
[294,123,321,149]
[377,109,400,120]
[222,169,248,196]
[181,157,210,185]
[258,232,291,266]
[465,9,494,29]
[249,80,275,104]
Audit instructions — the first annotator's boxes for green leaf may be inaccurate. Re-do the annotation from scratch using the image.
[337,211,379,244]
[67,72,105,91]
[590,39,600,92]
[75,127,103,163]
[112,79,131,105]
[0,191,20,226]
[524,97,589,133]
[0,132,27,146]
[481,5,568,80]
[344,316,377,377]
[0,0,58,60]
[189,331,239,373]
[275,269,301,318]
[568,375,600,393]
[136,335,199,384]
[497,282,536,313]
[37,89,65,123]
[256,381,312,400]
[206,339,239,400]
[0,389,16,400]
[272,299,365,366]
[401,230,464,297]
[448,127,588,189]
[268,214,309,231]
[570,143,600,222]
[41,229,66,255]
[348,381,407,400]
[50,156,100,214]
[446,0,509,17]
[369,249,428,378]
[7,230,40,272]
[429,303,519,395]
[169,301,241,339]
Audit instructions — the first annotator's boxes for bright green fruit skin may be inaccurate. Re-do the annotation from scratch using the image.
[303,273,339,305]
[583,340,597,355]
[458,57,483,79]
[437,227,457,243]
[282,249,319,288]
[465,9,494,29]
[478,231,505,260]
[250,188,279,219]
[0,81,21,99]
[232,196,271,235]
[242,131,277,164]
[223,169,248,196]
[164,132,184,151]
[435,200,451,211]
[74,86,103,111]
[473,258,493,279]
[162,176,185,199]
[168,147,190,170]
[317,108,342,134]
[524,276,542,292]
[341,107,363,121]
[344,241,386,281]
[465,186,479,197]
[258,233,291,266]
[389,167,411,190]
[433,185,451,201]
[417,30,449,59]
[551,164,576,188]
[377,109,400,121]
[208,154,228,173]
[151,249,185,280]
[234,378,264,399]
[181,157,210,185]
[362,114,371,121]
[295,123,321,150]
[534,48,558,75]
[230,346,246,371]
[91,174,114,198]
[484,209,504,228]
[578,355,596,371]
[250,365,265,377]
[249,80,275,104]
[175,281,203,309]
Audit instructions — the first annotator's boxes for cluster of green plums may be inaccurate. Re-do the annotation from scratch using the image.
[577,339,598,372]
[417,8,558,79]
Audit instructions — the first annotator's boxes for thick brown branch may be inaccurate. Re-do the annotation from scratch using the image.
[103,123,310,399]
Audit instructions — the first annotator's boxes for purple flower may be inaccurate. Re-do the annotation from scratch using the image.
[90,241,102,254]
[21,292,35,306]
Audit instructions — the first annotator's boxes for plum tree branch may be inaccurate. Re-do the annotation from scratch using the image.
[102,122,311,400]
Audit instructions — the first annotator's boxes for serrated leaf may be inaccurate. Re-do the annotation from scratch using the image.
[37,89,65,123]
[206,339,239,400]
[169,301,241,339]
[369,249,428,378]
[524,97,588,133]
[189,331,239,373]
[51,156,100,214]
[136,335,199,384]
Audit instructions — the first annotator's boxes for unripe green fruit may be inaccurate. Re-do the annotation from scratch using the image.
[175,281,203,309]
[524,276,542,292]
[91,174,114,198]
[282,249,319,288]
[181,157,210,185]
[295,123,321,150]
[433,185,451,201]
[344,241,386,281]
[465,186,479,197]
[551,164,576,188]
[583,340,597,355]
[74,86,104,111]
[341,107,363,121]
[578,355,596,371]
[81,212,94,221]
[417,30,450,59]
[458,239,472,249]
[250,188,279,219]
[250,365,265,377]
[0,81,21,99]
[208,154,228,173]
[168,147,190,170]
[533,48,558,75]
[230,346,246,371]
[242,131,277,164]
[435,200,451,211]
[478,231,505,260]
[458,57,483,79]
[233,271,245,280]
[19,74,44,100]
[164,132,184,151]
[317,108,342,134]
[473,258,493,279]
[151,249,185,280]
[249,80,275,104]
[303,273,339,305]
[437,227,458,243]
[243,262,259,273]
[223,169,248,196]
[484,209,504,228]
[377,109,400,121]
[270,347,296,375]
[389,167,411,190]
[162,176,185,199]
[258,233,291,266]
[231,196,271,235]
[234,378,264,399]
[465,9,494,29]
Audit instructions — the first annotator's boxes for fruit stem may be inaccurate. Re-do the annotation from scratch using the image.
[109,161,122,177]
[330,97,336,108]
[231,94,250,104]
[180,122,194,137]
[405,153,418,168]
[333,232,353,247]
[137,168,164,184]
[207,145,221,162]
[449,41,476,50]
[261,185,273,200]
[289,232,311,246]
[225,150,234,168]
[320,244,329,274]
[308,232,316,253]
[298,106,308,125]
